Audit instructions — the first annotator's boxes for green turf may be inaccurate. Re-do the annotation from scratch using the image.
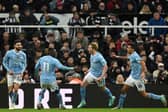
[0,108,167,112]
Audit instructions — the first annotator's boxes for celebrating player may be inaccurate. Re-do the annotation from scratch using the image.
[35,48,74,109]
[113,43,167,109]
[77,42,115,108]
[3,39,27,109]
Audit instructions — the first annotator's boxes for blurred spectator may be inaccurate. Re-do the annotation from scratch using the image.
[149,54,163,73]
[0,32,13,51]
[55,0,67,13]
[65,71,82,84]
[161,45,168,69]
[107,61,122,83]
[80,1,91,20]
[106,0,121,13]
[2,11,20,33]
[116,32,130,52]
[148,11,167,39]
[153,63,168,84]
[106,13,121,40]
[0,3,6,12]
[19,8,38,25]
[81,65,89,78]
[155,4,165,14]
[68,11,85,38]
[19,8,39,39]
[40,11,60,37]
[139,4,152,14]
[66,57,75,67]
[115,74,124,84]
[0,53,6,84]
[23,70,36,84]
[123,1,137,14]
[71,30,88,50]
[12,4,20,13]
[18,32,30,49]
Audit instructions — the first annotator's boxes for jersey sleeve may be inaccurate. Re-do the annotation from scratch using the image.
[55,59,74,70]
[135,54,142,63]
[35,58,41,70]
[21,52,27,73]
[99,54,107,66]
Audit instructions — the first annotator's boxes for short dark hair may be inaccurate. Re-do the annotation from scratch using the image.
[128,42,136,50]
[48,48,56,57]
[14,39,22,45]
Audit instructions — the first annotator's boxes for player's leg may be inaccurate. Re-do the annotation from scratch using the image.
[77,72,92,108]
[97,78,115,107]
[10,75,23,106]
[37,82,47,109]
[50,81,65,109]
[136,80,167,107]
[116,84,130,108]
[116,76,134,108]
[7,74,15,109]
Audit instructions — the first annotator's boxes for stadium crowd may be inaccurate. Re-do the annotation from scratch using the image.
[0,0,168,85]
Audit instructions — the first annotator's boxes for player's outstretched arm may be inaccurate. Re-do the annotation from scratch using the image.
[55,59,74,71]
[113,54,128,60]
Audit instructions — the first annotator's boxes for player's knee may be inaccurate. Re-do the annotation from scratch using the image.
[139,91,148,97]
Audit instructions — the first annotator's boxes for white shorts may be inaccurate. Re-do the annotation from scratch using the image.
[83,72,105,87]
[40,81,59,92]
[125,76,145,91]
[7,73,23,87]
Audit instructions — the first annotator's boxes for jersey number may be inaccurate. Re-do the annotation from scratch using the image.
[43,62,50,72]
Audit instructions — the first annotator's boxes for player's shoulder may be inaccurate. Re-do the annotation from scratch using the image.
[5,49,14,55]
[20,50,26,55]
[96,52,104,58]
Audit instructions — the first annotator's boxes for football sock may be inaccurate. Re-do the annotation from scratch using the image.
[147,93,161,100]
[55,91,63,105]
[80,87,86,102]
[104,87,113,98]
[118,94,127,108]
[38,89,46,104]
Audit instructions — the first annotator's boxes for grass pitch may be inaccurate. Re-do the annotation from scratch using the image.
[0,108,167,112]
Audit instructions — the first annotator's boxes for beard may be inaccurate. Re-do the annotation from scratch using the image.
[15,47,22,51]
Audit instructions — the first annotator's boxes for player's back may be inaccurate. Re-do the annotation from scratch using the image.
[38,56,58,82]
[129,51,142,79]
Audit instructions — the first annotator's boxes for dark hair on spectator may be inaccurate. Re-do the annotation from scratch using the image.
[14,39,22,45]
[48,48,56,57]
[128,42,136,50]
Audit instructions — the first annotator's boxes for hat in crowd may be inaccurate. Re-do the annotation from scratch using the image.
[158,63,164,67]
[78,48,85,54]
[57,0,63,7]
[120,32,128,38]
[108,13,116,17]
[77,30,84,33]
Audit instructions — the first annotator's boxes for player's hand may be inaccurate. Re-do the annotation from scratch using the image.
[97,76,103,82]
[74,66,79,72]
[112,54,119,58]
[9,70,14,75]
